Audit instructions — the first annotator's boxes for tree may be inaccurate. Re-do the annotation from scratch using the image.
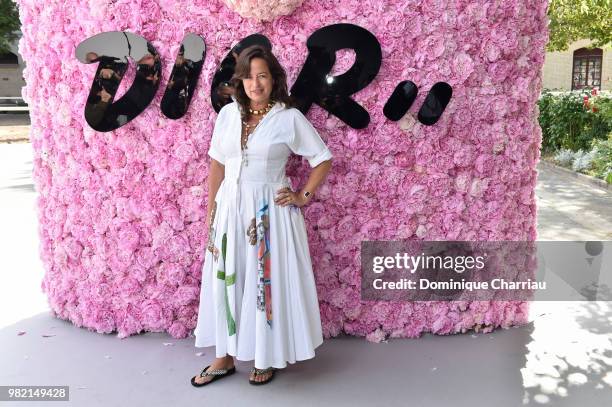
[547,0,612,51]
[0,0,19,53]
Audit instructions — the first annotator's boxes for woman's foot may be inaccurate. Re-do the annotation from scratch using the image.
[249,367,277,384]
[192,356,235,385]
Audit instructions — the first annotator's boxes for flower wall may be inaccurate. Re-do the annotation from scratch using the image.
[16,0,548,342]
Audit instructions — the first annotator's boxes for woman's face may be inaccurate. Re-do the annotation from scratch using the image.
[242,57,274,106]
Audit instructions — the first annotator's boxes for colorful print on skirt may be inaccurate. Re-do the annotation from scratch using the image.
[248,199,272,328]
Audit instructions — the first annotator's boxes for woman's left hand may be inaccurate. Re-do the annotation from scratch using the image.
[275,187,307,207]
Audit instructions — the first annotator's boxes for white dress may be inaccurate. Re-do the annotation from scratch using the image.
[194,100,333,369]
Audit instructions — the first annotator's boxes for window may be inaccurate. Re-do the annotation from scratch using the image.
[0,52,18,65]
[572,47,602,90]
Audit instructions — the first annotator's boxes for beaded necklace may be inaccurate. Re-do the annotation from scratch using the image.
[240,100,275,166]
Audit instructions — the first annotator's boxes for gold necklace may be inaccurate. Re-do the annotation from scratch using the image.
[240,101,275,166]
[248,101,274,115]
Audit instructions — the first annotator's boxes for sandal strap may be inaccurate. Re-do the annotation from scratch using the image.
[250,367,274,375]
[200,366,231,377]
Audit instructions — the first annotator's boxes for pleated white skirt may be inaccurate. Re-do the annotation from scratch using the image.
[193,178,324,369]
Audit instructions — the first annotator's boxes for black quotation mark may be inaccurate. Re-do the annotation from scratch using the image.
[384,81,453,126]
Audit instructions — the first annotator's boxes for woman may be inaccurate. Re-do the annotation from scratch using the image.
[191,44,333,386]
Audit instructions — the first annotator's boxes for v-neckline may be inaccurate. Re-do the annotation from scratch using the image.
[238,101,281,151]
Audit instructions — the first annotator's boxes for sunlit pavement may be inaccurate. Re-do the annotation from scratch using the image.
[1,141,610,406]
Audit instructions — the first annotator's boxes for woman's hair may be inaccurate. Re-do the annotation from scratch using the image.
[230,44,296,121]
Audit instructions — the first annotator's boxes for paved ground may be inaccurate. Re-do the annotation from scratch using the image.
[537,162,612,240]
[0,141,610,406]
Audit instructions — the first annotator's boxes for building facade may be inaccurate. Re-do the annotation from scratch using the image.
[541,39,611,91]
[0,32,26,98]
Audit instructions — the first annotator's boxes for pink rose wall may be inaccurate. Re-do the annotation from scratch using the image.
[15,0,548,342]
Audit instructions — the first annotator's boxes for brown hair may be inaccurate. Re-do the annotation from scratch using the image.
[229,45,296,121]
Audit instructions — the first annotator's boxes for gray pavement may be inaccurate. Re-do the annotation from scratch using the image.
[0,142,611,407]
[536,163,612,240]
[0,113,30,126]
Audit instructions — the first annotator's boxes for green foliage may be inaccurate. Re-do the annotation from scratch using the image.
[0,0,19,53]
[590,135,612,183]
[553,148,575,166]
[538,89,611,152]
[547,0,612,51]
[571,149,596,171]
[551,138,612,183]
[549,112,612,184]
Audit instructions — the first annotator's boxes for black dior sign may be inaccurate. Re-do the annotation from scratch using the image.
[76,23,452,132]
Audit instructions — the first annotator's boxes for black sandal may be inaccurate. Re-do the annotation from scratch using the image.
[249,367,277,385]
[191,365,236,387]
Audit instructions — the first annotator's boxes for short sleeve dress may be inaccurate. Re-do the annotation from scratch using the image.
[194,100,333,369]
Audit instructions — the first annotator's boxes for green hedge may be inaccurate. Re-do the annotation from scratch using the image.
[538,89,612,152]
